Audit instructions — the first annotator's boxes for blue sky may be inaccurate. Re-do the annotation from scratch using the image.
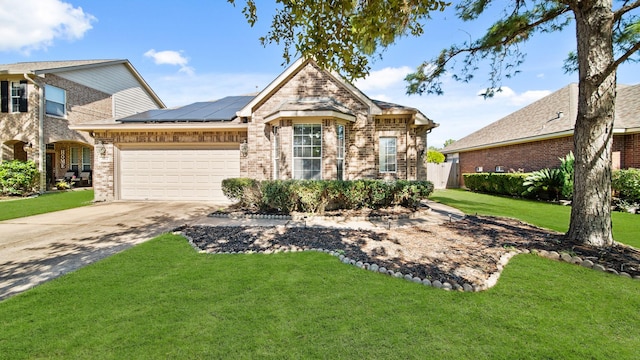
[1,0,638,148]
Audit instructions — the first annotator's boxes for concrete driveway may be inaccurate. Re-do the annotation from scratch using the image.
[0,201,218,301]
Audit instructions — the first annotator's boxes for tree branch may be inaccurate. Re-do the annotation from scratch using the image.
[614,0,640,22]
[599,40,640,83]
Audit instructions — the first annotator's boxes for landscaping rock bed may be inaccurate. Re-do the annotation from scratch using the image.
[177,215,640,291]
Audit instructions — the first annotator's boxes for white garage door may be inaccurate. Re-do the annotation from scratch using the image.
[119,147,240,202]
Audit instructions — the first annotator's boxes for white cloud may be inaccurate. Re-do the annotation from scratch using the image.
[491,87,551,106]
[144,49,194,75]
[0,0,95,53]
[353,66,413,91]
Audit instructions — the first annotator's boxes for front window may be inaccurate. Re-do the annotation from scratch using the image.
[70,147,79,172]
[293,124,322,180]
[336,124,345,180]
[379,137,397,173]
[10,82,21,113]
[45,85,66,117]
[82,147,91,171]
[70,147,91,172]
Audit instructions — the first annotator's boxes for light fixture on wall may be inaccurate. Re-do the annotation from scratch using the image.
[23,142,33,153]
[240,140,249,157]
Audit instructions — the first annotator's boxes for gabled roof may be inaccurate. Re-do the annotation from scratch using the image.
[0,60,122,74]
[0,59,165,109]
[119,96,254,123]
[237,58,383,117]
[443,83,640,153]
[264,97,356,123]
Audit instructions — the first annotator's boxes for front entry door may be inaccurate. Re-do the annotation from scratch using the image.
[46,153,55,186]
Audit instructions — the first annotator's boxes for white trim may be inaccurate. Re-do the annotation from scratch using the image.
[70,123,249,131]
[379,136,397,173]
[264,110,356,123]
[442,130,575,154]
[292,124,323,180]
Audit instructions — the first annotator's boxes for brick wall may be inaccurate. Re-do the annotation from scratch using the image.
[620,133,640,168]
[457,133,639,186]
[245,61,428,181]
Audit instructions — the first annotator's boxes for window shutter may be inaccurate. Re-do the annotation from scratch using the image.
[1,81,8,113]
[19,80,28,112]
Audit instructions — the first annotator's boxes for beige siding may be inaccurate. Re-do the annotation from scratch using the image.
[56,64,160,117]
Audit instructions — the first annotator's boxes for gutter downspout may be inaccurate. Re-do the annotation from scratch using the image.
[24,73,45,193]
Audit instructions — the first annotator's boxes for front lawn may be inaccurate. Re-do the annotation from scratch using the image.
[431,189,639,248]
[0,190,94,221]
[0,234,638,359]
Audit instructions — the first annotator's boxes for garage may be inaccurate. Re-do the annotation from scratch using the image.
[118,147,240,202]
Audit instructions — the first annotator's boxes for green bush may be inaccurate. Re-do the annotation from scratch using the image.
[0,160,39,196]
[260,180,298,213]
[559,152,574,199]
[221,178,434,213]
[523,168,566,200]
[463,173,529,197]
[426,149,445,164]
[221,178,262,209]
[612,168,640,203]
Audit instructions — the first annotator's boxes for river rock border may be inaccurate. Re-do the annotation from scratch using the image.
[208,211,420,222]
[178,218,640,292]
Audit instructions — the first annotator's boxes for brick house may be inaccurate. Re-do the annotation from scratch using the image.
[73,58,438,202]
[0,60,165,191]
[442,83,640,187]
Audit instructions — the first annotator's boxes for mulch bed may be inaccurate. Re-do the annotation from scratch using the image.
[178,214,640,287]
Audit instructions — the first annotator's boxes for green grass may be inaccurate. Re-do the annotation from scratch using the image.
[0,190,94,221]
[431,189,640,248]
[0,234,638,359]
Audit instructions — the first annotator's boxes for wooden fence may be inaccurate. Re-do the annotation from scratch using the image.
[427,162,460,189]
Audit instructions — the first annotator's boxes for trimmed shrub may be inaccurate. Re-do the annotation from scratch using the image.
[612,168,640,203]
[221,178,434,213]
[0,160,39,196]
[221,178,261,209]
[463,173,529,197]
[260,180,298,213]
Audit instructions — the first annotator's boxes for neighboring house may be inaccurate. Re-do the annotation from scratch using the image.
[0,60,165,191]
[72,58,438,202]
[442,83,640,187]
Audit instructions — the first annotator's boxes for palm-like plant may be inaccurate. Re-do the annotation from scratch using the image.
[523,168,566,200]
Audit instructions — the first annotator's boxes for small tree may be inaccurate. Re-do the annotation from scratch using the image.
[426,149,445,164]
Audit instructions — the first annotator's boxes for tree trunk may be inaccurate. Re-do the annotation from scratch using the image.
[567,0,615,247]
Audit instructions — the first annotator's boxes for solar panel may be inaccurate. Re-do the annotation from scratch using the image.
[119,96,255,123]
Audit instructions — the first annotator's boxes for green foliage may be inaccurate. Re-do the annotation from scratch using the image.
[442,138,456,148]
[612,168,640,203]
[521,152,574,200]
[558,152,574,199]
[523,168,565,200]
[0,160,39,196]
[426,149,445,164]
[228,0,448,81]
[463,173,529,197]
[431,189,639,247]
[221,178,261,207]
[1,234,639,358]
[0,190,94,221]
[260,180,298,213]
[222,179,434,213]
